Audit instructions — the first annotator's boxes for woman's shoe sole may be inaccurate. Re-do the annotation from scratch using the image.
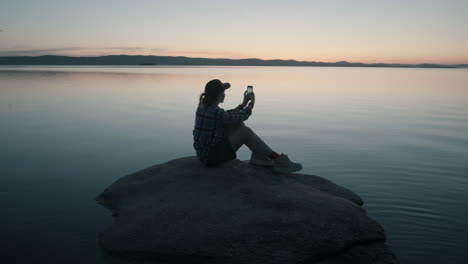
[249,160,275,167]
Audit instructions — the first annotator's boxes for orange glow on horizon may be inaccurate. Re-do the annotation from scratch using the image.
[4,47,467,65]
[65,50,468,65]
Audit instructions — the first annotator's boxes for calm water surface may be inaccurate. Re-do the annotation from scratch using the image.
[1,66,467,263]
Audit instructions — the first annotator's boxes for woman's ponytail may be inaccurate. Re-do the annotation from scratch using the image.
[199,92,215,105]
[199,92,206,105]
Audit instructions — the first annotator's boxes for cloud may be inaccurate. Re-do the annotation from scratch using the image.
[157,49,251,59]
[0,47,167,56]
[0,47,82,56]
[0,47,249,59]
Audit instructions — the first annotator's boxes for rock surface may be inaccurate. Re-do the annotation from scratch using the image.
[95,156,398,264]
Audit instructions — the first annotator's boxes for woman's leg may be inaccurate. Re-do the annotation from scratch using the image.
[224,121,246,136]
[227,123,274,158]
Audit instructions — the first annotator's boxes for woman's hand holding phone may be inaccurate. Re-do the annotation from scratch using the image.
[243,90,255,102]
[242,90,250,107]
[242,85,255,108]
[248,92,255,104]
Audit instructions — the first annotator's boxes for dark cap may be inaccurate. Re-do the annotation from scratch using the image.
[205,79,230,96]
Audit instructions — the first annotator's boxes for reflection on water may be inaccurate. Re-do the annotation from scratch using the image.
[1,66,468,263]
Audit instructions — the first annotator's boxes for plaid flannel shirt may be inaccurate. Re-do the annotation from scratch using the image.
[193,102,254,165]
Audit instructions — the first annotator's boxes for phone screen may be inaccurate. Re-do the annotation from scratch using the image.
[247,86,253,94]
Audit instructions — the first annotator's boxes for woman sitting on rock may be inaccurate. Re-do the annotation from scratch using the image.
[193,79,302,172]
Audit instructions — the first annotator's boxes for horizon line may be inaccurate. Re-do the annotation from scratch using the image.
[1,54,467,66]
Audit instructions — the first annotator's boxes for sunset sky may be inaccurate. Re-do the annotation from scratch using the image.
[1,0,467,64]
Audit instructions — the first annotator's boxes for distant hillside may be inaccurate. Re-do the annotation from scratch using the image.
[0,55,466,68]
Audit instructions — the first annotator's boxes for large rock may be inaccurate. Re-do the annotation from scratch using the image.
[95,156,398,264]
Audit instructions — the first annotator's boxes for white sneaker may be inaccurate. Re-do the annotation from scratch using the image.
[272,153,302,173]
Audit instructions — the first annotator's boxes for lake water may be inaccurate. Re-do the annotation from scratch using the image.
[1,66,467,263]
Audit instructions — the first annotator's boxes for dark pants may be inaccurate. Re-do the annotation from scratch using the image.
[205,122,243,166]
[205,137,237,166]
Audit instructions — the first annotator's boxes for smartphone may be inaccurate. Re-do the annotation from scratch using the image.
[247,85,253,94]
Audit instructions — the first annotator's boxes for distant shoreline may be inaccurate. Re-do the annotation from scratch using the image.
[0,55,467,69]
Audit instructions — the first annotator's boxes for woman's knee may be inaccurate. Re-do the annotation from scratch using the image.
[233,121,246,131]
[226,121,246,136]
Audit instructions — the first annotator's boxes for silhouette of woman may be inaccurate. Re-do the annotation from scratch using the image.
[192,79,302,172]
